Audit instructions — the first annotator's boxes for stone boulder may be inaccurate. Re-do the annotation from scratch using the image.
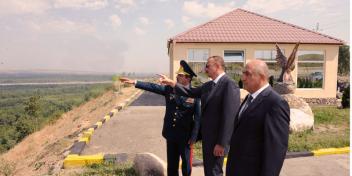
[133,153,167,176]
[281,94,314,132]
[273,82,296,94]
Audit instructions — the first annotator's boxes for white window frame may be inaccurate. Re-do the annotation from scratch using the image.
[296,50,326,90]
[187,48,210,62]
[254,49,285,63]
[223,50,246,63]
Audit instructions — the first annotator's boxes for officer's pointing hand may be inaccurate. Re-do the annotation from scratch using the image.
[119,77,136,85]
[157,74,176,87]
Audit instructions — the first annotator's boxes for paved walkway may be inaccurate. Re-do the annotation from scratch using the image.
[82,92,349,176]
[193,154,350,176]
[281,154,349,176]
[82,91,167,161]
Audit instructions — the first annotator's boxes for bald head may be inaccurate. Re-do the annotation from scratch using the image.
[242,60,270,93]
[247,60,269,81]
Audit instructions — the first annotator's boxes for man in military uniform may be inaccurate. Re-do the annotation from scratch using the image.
[120,60,201,176]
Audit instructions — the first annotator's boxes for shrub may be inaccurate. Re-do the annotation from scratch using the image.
[342,85,350,108]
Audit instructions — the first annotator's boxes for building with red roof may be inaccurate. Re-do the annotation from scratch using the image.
[167,8,344,98]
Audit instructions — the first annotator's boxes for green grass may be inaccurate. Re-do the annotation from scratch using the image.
[193,142,203,160]
[313,106,349,125]
[288,106,349,152]
[193,106,350,158]
[76,163,136,176]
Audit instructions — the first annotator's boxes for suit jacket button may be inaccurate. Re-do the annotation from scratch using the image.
[174,112,177,115]
[173,118,176,121]
[173,124,176,127]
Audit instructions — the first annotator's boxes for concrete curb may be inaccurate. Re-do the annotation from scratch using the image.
[286,147,350,158]
[191,147,350,167]
[63,90,144,169]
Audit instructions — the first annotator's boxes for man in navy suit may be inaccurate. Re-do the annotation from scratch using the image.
[159,56,240,176]
[120,60,201,176]
[226,60,290,176]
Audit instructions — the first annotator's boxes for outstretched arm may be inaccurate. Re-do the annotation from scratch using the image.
[158,74,176,87]
[158,74,202,98]
[120,77,167,96]
[120,77,137,85]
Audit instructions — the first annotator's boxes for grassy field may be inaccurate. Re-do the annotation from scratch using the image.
[0,83,113,153]
[193,106,350,159]
[75,163,136,176]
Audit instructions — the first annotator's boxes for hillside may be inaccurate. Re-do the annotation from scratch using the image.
[0,87,138,176]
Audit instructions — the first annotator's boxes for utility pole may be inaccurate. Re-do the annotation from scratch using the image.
[315,22,319,32]
[313,22,323,32]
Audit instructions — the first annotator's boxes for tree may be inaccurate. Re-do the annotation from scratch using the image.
[338,45,350,75]
[24,95,40,117]
[24,94,41,130]
[342,85,350,108]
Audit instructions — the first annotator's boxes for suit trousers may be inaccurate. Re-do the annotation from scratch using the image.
[203,144,225,176]
[167,140,193,176]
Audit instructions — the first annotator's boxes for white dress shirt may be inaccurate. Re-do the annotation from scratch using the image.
[213,72,225,84]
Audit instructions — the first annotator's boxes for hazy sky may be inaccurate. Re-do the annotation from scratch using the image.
[0,0,349,73]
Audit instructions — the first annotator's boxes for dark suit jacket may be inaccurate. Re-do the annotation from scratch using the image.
[226,86,290,176]
[135,81,201,143]
[175,74,240,151]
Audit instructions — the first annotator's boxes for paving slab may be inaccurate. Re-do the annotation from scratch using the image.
[81,105,167,160]
[280,154,349,176]
[191,154,350,176]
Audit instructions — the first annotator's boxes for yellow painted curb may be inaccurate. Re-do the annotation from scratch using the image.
[95,121,103,128]
[79,136,90,144]
[110,109,118,115]
[88,128,95,133]
[104,115,111,121]
[83,130,93,138]
[312,147,350,156]
[64,154,104,168]
[118,103,125,108]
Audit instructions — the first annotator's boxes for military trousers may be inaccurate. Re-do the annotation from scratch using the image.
[166,140,193,176]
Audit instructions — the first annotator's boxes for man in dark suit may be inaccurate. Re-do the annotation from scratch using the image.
[120,60,201,176]
[159,56,240,176]
[226,60,290,176]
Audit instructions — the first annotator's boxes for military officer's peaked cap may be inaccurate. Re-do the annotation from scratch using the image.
[176,60,197,77]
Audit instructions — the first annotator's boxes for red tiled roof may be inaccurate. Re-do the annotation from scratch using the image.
[170,9,344,44]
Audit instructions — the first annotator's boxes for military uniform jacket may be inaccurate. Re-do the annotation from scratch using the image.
[135,81,201,143]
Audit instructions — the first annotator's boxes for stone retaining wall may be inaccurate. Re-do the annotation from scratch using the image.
[303,98,340,106]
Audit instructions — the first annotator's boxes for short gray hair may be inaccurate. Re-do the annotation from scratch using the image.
[208,56,225,69]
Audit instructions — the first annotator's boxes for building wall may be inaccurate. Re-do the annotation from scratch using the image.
[169,42,339,98]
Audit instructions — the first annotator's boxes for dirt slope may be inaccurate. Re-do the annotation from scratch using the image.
[0,87,137,176]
